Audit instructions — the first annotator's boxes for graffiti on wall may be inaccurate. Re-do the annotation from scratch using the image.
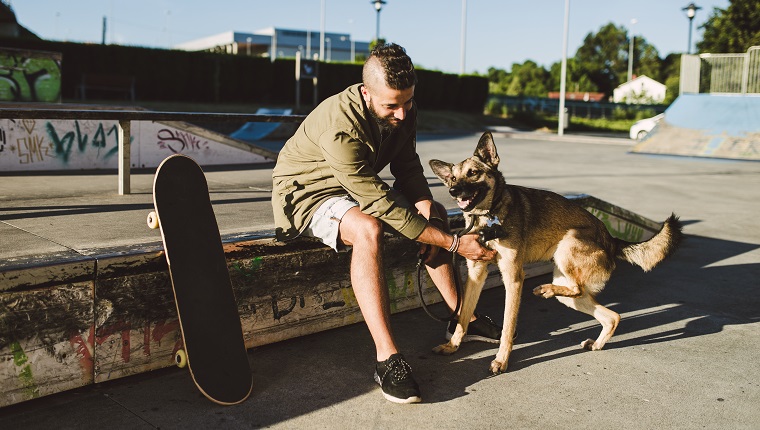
[0,119,122,167]
[0,119,269,172]
[45,121,120,163]
[0,48,62,103]
[157,128,209,154]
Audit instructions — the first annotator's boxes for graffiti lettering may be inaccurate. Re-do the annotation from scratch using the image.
[16,134,49,164]
[0,50,62,103]
[157,128,209,153]
[272,295,305,320]
[0,127,5,153]
[44,121,120,164]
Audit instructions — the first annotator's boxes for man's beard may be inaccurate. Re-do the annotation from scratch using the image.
[368,103,403,136]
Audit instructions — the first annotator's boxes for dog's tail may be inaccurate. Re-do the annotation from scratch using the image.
[614,213,683,272]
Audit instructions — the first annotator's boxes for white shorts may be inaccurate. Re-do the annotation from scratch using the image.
[302,195,359,252]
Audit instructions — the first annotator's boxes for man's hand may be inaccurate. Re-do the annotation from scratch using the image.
[418,242,439,264]
[457,233,496,261]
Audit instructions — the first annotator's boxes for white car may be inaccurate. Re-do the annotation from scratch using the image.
[630,113,664,140]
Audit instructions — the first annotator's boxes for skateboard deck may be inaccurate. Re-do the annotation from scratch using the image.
[149,154,252,405]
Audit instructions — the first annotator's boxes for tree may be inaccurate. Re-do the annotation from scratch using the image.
[549,58,598,93]
[506,61,549,97]
[485,61,550,97]
[635,40,664,82]
[698,0,760,53]
[573,22,664,98]
[661,53,682,104]
[575,23,629,96]
[486,67,510,95]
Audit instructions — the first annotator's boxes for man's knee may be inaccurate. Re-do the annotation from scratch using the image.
[340,209,383,247]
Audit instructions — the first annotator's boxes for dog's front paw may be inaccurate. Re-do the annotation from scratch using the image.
[533,285,555,298]
[432,342,460,355]
[489,359,508,375]
[581,339,602,351]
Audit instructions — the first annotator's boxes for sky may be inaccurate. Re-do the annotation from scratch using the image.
[9,0,730,75]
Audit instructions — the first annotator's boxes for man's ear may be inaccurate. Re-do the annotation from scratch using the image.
[429,160,454,184]
[474,131,500,167]
[360,85,371,103]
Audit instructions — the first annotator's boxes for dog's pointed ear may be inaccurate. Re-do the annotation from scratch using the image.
[429,160,454,183]
[474,131,500,167]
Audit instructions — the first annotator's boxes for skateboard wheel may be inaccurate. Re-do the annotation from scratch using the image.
[175,349,187,368]
[147,211,160,229]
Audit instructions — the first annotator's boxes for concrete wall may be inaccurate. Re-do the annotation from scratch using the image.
[0,118,273,172]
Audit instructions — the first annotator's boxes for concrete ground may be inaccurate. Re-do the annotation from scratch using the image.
[1,131,759,429]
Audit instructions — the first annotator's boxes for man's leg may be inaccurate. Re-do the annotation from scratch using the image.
[422,201,465,316]
[339,207,421,403]
[338,207,398,361]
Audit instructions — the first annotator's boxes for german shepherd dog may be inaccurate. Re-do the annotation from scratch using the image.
[429,131,683,375]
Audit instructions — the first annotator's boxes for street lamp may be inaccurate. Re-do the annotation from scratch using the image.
[682,2,702,54]
[372,0,387,42]
[627,19,637,83]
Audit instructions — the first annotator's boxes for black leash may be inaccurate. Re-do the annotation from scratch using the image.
[416,215,476,322]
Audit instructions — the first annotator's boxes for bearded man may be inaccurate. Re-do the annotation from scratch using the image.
[271,43,498,404]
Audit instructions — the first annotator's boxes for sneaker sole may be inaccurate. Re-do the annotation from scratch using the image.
[381,392,422,404]
[374,372,422,404]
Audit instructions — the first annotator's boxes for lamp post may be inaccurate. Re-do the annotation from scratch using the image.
[682,2,702,54]
[627,19,637,83]
[558,0,570,136]
[372,0,387,42]
[460,0,467,75]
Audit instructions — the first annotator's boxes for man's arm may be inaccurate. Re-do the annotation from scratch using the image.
[414,198,495,261]
[415,223,495,262]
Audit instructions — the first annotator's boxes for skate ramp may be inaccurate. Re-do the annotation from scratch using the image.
[230,108,294,142]
[631,94,760,161]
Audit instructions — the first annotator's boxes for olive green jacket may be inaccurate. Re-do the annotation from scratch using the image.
[271,84,431,241]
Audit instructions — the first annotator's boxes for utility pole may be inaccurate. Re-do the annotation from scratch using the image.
[101,16,107,44]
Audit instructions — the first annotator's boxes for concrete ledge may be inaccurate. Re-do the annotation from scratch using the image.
[0,194,662,407]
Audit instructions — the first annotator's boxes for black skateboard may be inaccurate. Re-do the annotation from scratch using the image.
[148,154,252,405]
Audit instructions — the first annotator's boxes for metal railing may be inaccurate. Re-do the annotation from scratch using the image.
[680,46,760,95]
[0,108,305,195]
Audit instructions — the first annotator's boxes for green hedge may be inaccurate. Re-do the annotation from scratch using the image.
[0,38,487,111]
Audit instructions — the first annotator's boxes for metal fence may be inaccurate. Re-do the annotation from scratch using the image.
[487,95,666,120]
[680,46,760,95]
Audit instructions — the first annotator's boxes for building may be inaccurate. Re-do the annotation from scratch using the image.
[173,27,371,63]
[613,75,666,104]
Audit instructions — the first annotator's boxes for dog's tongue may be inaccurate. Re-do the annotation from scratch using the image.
[457,199,470,209]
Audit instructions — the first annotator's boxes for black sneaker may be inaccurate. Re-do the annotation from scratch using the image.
[373,353,421,404]
[446,314,502,343]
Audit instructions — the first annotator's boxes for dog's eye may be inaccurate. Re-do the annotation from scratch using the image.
[467,169,481,177]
